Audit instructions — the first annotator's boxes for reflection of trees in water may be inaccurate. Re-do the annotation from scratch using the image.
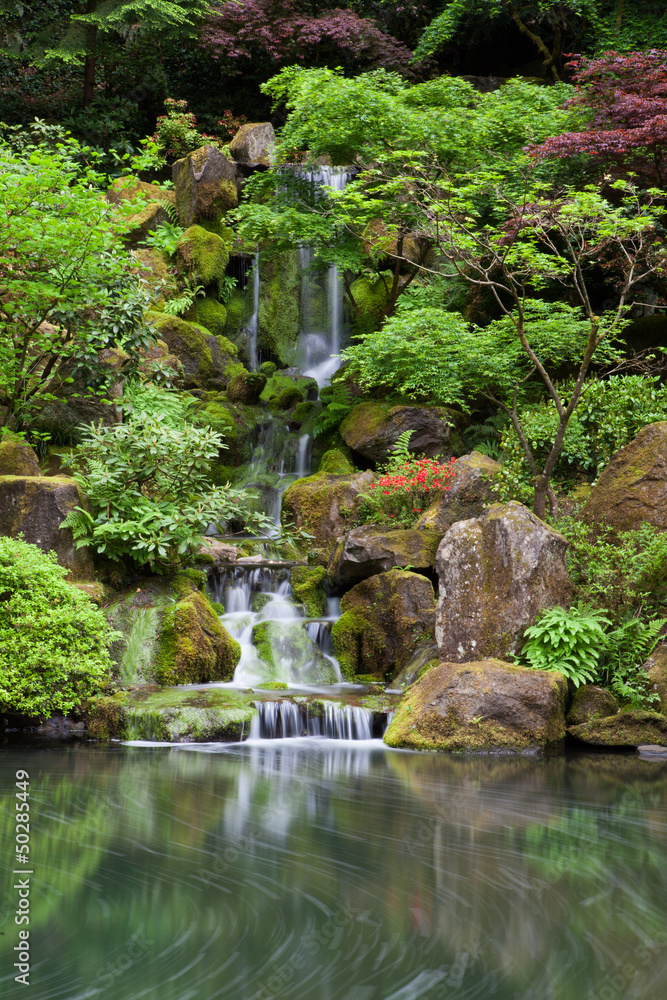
[0,747,665,999]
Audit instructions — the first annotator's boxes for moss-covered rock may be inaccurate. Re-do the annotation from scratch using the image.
[120,687,255,742]
[349,272,391,331]
[582,422,667,531]
[290,565,327,617]
[415,452,502,532]
[260,371,317,408]
[340,401,456,464]
[327,525,442,590]
[318,450,354,475]
[260,361,277,377]
[154,589,241,685]
[331,569,436,681]
[257,249,301,365]
[566,685,619,726]
[223,288,249,338]
[0,439,41,476]
[384,659,568,752]
[646,644,667,713]
[225,366,268,405]
[282,469,374,561]
[193,395,259,466]
[106,176,176,246]
[252,620,339,684]
[228,122,276,163]
[435,502,572,663]
[172,145,238,228]
[0,475,93,578]
[568,710,667,747]
[132,247,176,308]
[148,312,237,391]
[86,694,128,740]
[193,295,227,336]
[176,224,230,293]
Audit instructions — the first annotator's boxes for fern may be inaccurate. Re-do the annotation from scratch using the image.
[313,383,355,438]
[599,616,665,709]
[461,413,506,459]
[386,429,415,469]
[145,220,184,256]
[162,277,205,317]
[519,605,611,688]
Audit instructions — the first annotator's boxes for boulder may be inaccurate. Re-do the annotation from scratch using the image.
[290,565,327,617]
[327,525,442,590]
[228,122,276,163]
[106,177,176,245]
[383,659,568,751]
[0,475,93,578]
[105,574,241,685]
[646,644,667,713]
[172,146,239,227]
[192,295,227,337]
[568,710,667,747]
[340,401,455,465]
[90,687,255,742]
[257,249,301,366]
[148,312,238,391]
[225,367,267,405]
[193,396,259,467]
[435,502,572,662]
[175,224,230,293]
[0,439,41,477]
[582,422,667,531]
[331,569,436,681]
[415,452,501,532]
[252,620,338,684]
[282,469,373,559]
[196,538,238,568]
[566,685,619,726]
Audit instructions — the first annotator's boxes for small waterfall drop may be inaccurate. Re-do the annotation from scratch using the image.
[247,252,260,371]
[248,700,378,741]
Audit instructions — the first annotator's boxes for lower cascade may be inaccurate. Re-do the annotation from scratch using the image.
[249,700,379,740]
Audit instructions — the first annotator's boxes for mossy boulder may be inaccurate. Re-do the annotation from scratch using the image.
[645,644,667,713]
[193,295,227,336]
[282,469,374,560]
[349,273,391,331]
[148,312,237,391]
[340,401,455,464]
[172,145,238,227]
[155,589,241,685]
[0,439,41,476]
[290,565,327,617]
[566,685,620,726]
[260,370,317,410]
[582,422,667,531]
[132,247,176,308]
[327,525,442,590]
[318,450,354,475]
[252,620,339,684]
[229,122,276,163]
[257,249,301,365]
[568,710,667,747]
[106,176,176,246]
[118,687,255,743]
[194,395,258,465]
[331,569,436,681]
[105,574,240,685]
[415,452,502,532]
[435,502,572,663]
[384,659,568,752]
[176,224,230,292]
[225,366,268,405]
[0,475,93,578]
[223,288,249,338]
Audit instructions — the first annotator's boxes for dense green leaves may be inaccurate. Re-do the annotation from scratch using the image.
[0,536,115,718]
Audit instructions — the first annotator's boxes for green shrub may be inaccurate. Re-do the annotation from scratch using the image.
[0,537,115,718]
[519,605,610,688]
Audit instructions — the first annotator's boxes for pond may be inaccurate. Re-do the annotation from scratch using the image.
[1,742,666,1000]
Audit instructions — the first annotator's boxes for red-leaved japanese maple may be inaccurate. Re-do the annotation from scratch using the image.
[533,49,667,186]
[201,0,413,74]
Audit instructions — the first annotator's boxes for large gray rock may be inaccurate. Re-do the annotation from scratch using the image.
[384,659,568,751]
[282,469,374,560]
[415,451,501,532]
[435,502,572,662]
[172,145,239,227]
[331,569,436,681]
[0,475,93,578]
[340,401,454,465]
[328,525,442,590]
[0,439,41,477]
[568,710,667,747]
[582,422,667,530]
[229,122,275,164]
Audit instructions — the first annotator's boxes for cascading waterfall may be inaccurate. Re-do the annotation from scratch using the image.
[249,700,377,740]
[247,251,260,372]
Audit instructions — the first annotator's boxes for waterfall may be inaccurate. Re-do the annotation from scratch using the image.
[248,699,380,740]
[246,252,260,371]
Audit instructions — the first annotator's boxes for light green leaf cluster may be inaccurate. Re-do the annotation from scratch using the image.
[0,536,115,718]
[519,605,611,687]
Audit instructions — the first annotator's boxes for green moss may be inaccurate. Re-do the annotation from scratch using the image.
[256,682,289,690]
[148,311,236,391]
[260,361,277,377]
[339,400,389,447]
[318,449,354,475]
[271,386,304,411]
[154,590,241,685]
[257,249,301,365]
[224,288,249,336]
[0,439,41,476]
[252,619,338,684]
[349,273,391,333]
[291,400,318,426]
[86,693,128,740]
[331,610,370,681]
[120,687,256,742]
[226,367,267,404]
[260,372,312,406]
[568,709,667,746]
[176,224,230,293]
[194,296,227,336]
[290,566,327,617]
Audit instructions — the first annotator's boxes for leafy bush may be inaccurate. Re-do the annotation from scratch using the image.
[149,98,247,161]
[358,432,456,528]
[145,221,185,256]
[0,537,115,718]
[599,617,664,709]
[313,382,355,438]
[519,605,611,688]
[62,404,271,571]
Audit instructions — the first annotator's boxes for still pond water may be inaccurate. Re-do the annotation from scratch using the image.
[1,741,667,1000]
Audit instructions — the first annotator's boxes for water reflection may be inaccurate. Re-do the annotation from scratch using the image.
[1,745,666,999]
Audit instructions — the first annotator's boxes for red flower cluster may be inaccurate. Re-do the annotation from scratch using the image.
[370,456,456,501]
